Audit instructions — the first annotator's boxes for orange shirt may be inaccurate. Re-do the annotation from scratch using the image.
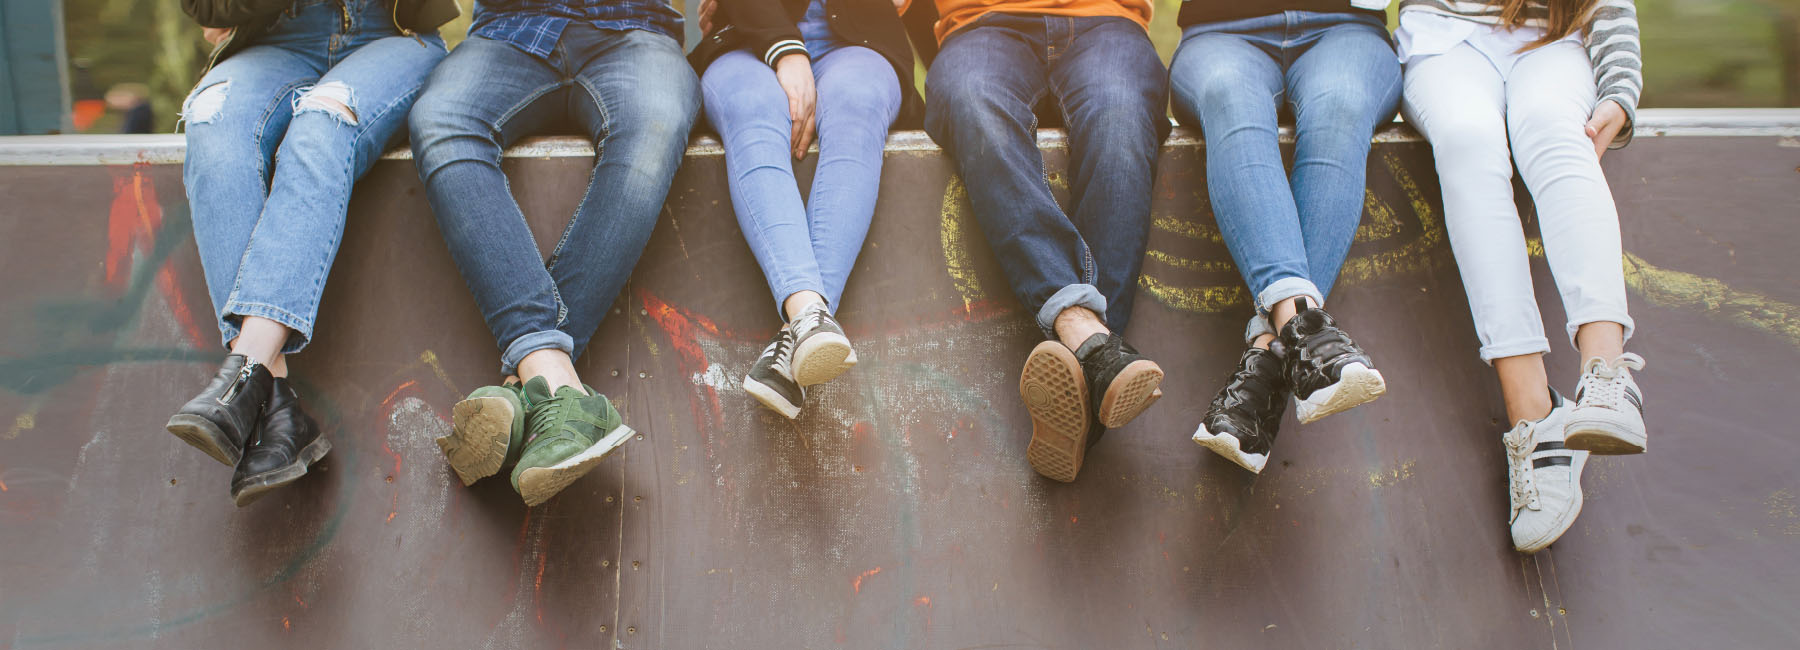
[933,0,1152,43]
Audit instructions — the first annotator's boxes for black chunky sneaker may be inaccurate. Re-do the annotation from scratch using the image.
[1278,299,1386,424]
[744,329,804,419]
[166,354,274,466]
[1021,341,1098,482]
[1192,347,1288,473]
[230,378,332,507]
[787,302,857,387]
[1075,333,1164,429]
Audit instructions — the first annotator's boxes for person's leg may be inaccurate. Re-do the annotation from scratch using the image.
[1048,17,1169,333]
[1285,16,1401,303]
[807,45,901,312]
[410,36,574,381]
[1168,25,1307,349]
[1506,42,1644,454]
[224,33,447,360]
[923,17,1100,343]
[701,50,827,319]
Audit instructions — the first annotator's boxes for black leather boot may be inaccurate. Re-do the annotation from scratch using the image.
[166,354,273,466]
[231,377,331,507]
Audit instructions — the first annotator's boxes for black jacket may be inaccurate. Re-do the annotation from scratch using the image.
[689,0,935,127]
[183,0,460,67]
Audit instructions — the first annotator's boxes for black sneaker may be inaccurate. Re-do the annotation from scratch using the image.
[230,378,332,507]
[166,354,274,466]
[787,302,857,386]
[1074,333,1164,429]
[1192,348,1287,473]
[1020,341,1094,482]
[744,329,804,419]
[1278,299,1386,424]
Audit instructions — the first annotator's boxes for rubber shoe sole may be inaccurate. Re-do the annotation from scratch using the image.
[792,332,856,387]
[1295,362,1386,425]
[743,376,802,420]
[438,396,517,486]
[516,425,636,507]
[1191,425,1268,474]
[166,414,243,467]
[1563,418,1647,455]
[1097,359,1163,428]
[230,437,333,507]
[1512,454,1588,553]
[1020,342,1091,483]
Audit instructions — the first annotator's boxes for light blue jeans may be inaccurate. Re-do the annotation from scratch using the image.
[1169,11,1400,341]
[700,35,901,319]
[183,0,445,353]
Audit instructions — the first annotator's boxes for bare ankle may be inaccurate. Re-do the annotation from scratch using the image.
[1052,306,1108,351]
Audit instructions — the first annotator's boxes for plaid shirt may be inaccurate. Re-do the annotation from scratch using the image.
[470,0,684,58]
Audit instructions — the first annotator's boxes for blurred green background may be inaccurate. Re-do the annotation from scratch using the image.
[60,0,1800,133]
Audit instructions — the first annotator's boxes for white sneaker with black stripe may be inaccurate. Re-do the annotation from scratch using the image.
[744,329,804,419]
[1564,353,1647,455]
[787,302,857,387]
[1505,389,1588,554]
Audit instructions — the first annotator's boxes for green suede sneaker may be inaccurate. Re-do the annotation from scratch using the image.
[437,380,529,486]
[510,377,636,506]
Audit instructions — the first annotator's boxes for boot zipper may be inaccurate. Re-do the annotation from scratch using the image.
[217,361,260,405]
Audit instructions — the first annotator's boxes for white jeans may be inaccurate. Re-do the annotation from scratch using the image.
[1402,41,1634,364]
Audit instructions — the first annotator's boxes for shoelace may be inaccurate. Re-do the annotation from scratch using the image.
[791,305,830,338]
[1503,422,1540,512]
[1579,352,1646,411]
[762,332,796,380]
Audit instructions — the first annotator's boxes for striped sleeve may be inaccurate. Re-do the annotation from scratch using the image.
[1586,0,1642,148]
[763,39,809,67]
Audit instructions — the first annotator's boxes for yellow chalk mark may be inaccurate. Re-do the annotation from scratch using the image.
[1367,459,1417,488]
[1151,215,1224,243]
[1335,152,1449,285]
[1145,249,1234,273]
[1622,252,1800,348]
[5,411,36,440]
[1138,274,1247,313]
[939,176,985,312]
[418,350,459,395]
[1764,489,1800,536]
[1353,188,1403,242]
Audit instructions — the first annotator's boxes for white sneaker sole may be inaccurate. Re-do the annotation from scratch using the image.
[1295,363,1386,424]
[743,375,802,420]
[792,331,856,387]
[1513,454,1587,554]
[1191,424,1268,474]
[1020,342,1091,483]
[1563,415,1646,455]
[516,425,636,507]
[438,396,516,486]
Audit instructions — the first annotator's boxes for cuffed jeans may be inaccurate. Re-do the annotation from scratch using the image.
[409,26,699,375]
[701,44,901,319]
[923,14,1170,339]
[1402,41,1634,363]
[1169,11,1400,342]
[183,0,445,353]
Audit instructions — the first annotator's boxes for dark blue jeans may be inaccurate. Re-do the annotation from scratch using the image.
[924,14,1170,338]
[409,26,699,375]
[1169,11,1400,341]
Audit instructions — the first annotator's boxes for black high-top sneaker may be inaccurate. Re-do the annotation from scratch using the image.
[1278,299,1386,424]
[166,354,274,466]
[230,377,332,507]
[1192,347,1288,473]
[1074,333,1164,429]
[744,329,804,419]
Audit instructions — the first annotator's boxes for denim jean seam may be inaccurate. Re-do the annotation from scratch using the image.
[1042,68,1098,288]
[550,75,618,268]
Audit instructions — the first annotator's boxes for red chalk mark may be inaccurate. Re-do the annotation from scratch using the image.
[534,548,549,623]
[0,477,8,492]
[913,596,931,607]
[380,441,402,477]
[293,594,308,609]
[380,380,418,408]
[386,491,398,523]
[281,616,291,631]
[106,166,209,348]
[1070,516,1078,524]
[851,566,882,594]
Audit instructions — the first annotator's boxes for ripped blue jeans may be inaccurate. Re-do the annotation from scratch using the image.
[182,0,445,353]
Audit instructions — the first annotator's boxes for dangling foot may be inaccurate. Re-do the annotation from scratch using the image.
[1020,341,1096,482]
[1564,353,1647,455]
[1281,299,1386,424]
[439,380,529,486]
[1505,389,1588,553]
[510,377,636,507]
[230,378,331,507]
[744,328,804,419]
[166,354,274,466]
[787,302,856,387]
[1192,348,1287,473]
[1074,332,1164,429]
